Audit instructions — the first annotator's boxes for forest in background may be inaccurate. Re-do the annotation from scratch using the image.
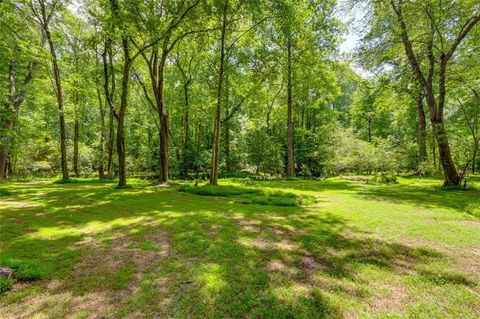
[1,0,479,187]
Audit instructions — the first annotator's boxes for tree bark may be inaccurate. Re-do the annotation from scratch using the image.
[0,120,13,180]
[73,117,79,176]
[224,72,231,173]
[102,37,116,180]
[472,149,477,175]
[286,36,295,178]
[432,121,459,185]
[416,94,427,163]
[116,37,131,187]
[210,2,228,185]
[40,1,69,180]
[180,76,190,178]
[106,109,115,179]
[97,87,106,179]
[157,52,169,184]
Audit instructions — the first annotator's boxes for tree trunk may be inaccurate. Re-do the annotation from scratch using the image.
[224,73,231,173]
[432,121,460,186]
[106,109,115,179]
[41,3,69,180]
[73,118,79,176]
[1,49,39,179]
[116,38,131,187]
[473,149,477,175]
[286,36,295,178]
[102,38,116,180]
[0,120,13,180]
[209,2,227,185]
[391,0,464,186]
[416,94,427,163]
[182,82,190,178]
[224,115,231,173]
[156,52,169,184]
[97,88,106,179]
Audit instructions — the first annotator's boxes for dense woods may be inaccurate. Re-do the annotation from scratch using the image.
[1,0,479,186]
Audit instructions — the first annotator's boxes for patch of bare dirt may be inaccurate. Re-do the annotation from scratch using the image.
[371,285,408,313]
[301,255,324,272]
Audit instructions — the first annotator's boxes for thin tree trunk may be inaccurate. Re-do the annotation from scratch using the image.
[106,109,115,179]
[473,149,477,175]
[0,120,13,180]
[156,52,169,184]
[102,38,116,180]
[182,81,190,177]
[116,37,131,187]
[73,117,79,176]
[286,36,295,178]
[416,94,427,163]
[97,87,106,179]
[224,73,230,173]
[209,2,227,185]
[41,2,69,180]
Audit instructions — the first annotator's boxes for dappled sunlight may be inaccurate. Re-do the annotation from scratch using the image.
[195,263,227,300]
[24,216,155,240]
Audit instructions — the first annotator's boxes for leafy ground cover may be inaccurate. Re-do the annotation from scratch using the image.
[0,177,479,318]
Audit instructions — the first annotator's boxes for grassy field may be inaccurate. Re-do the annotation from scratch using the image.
[0,176,479,318]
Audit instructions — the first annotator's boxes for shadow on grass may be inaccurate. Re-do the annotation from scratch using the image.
[354,183,480,214]
[0,180,476,318]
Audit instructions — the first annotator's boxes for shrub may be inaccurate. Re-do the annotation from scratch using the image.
[177,184,261,197]
[369,173,398,184]
[0,277,13,293]
[178,183,316,207]
[0,259,46,281]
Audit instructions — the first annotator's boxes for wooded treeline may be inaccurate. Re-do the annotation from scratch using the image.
[0,0,479,186]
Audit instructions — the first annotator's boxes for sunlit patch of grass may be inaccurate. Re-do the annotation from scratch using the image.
[195,263,227,299]
[465,202,480,218]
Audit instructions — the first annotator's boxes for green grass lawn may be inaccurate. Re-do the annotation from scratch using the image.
[1,177,479,318]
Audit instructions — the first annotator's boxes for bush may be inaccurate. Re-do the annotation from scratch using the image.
[178,183,316,207]
[369,173,398,184]
[0,277,13,293]
[0,259,46,281]
[177,184,261,197]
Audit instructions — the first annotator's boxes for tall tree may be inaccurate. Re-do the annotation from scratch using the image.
[388,0,480,185]
[0,1,42,179]
[31,0,69,180]
[134,0,201,184]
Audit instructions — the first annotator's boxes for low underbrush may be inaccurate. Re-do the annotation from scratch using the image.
[177,183,316,207]
[0,258,47,293]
